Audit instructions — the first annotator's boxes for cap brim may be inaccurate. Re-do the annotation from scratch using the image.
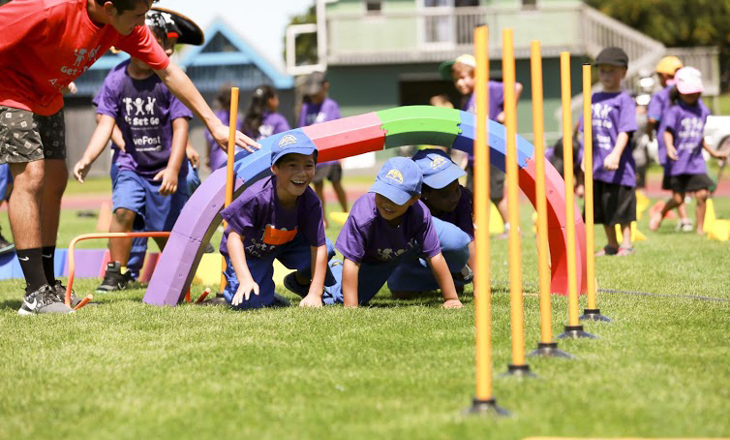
[423,163,465,189]
[677,84,703,94]
[369,181,412,206]
[305,83,324,96]
[151,7,205,46]
[438,60,456,80]
[271,146,317,165]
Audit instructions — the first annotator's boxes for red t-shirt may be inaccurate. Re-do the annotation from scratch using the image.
[0,0,170,116]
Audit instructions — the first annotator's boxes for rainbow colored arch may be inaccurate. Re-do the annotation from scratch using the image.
[143,106,587,306]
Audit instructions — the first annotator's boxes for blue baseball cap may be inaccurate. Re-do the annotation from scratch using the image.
[412,149,465,189]
[369,157,423,206]
[270,131,318,166]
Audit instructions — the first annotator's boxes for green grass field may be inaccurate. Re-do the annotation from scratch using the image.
[0,183,729,440]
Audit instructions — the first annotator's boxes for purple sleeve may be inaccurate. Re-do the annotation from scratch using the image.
[335,198,371,263]
[647,93,664,121]
[297,103,308,128]
[416,202,441,258]
[329,100,341,120]
[95,75,120,119]
[300,189,325,247]
[220,192,257,237]
[662,106,678,135]
[169,93,193,121]
[457,188,475,239]
[617,94,638,133]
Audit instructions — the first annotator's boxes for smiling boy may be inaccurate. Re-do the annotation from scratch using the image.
[0,0,257,314]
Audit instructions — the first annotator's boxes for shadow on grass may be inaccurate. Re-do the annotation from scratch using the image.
[1,299,22,311]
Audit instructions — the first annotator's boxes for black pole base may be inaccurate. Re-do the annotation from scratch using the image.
[499,363,538,378]
[527,342,576,359]
[463,397,511,416]
[579,308,612,322]
[557,324,598,339]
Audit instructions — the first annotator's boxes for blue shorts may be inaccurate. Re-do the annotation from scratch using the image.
[322,256,408,306]
[387,217,471,292]
[223,234,336,309]
[112,170,189,232]
[0,163,12,203]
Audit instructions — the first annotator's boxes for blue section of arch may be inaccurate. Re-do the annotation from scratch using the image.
[452,111,534,171]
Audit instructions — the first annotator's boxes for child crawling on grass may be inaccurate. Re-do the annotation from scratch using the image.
[219,132,334,309]
[307,157,462,309]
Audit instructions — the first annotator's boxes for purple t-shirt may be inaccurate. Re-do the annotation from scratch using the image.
[661,100,711,176]
[336,193,441,265]
[242,111,291,141]
[96,60,193,180]
[584,91,638,187]
[298,98,341,166]
[647,85,673,122]
[433,185,474,240]
[220,176,325,259]
[205,109,245,171]
[463,81,508,164]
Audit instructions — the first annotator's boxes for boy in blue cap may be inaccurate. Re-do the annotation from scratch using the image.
[220,132,333,309]
[321,157,462,308]
[387,149,473,297]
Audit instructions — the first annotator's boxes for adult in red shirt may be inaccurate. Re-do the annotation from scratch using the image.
[0,0,258,314]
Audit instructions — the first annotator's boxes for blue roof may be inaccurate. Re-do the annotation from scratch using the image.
[179,18,294,90]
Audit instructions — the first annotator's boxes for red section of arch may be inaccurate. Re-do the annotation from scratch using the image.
[301,112,386,162]
[519,154,588,295]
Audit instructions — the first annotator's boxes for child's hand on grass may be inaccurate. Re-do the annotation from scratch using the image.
[72,159,91,183]
[232,280,259,306]
[154,169,179,196]
[299,294,323,308]
[603,152,620,171]
[442,298,463,309]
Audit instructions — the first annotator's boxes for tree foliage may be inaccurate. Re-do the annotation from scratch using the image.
[585,0,730,88]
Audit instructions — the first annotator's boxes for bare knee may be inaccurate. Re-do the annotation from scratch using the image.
[44,160,68,198]
[695,189,708,203]
[112,208,136,229]
[672,192,684,205]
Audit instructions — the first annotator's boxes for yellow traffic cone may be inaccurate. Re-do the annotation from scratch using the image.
[490,202,505,235]
[635,190,650,220]
[329,211,349,226]
[708,219,730,242]
[703,198,716,234]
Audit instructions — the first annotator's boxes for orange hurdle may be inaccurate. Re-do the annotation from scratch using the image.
[65,232,171,307]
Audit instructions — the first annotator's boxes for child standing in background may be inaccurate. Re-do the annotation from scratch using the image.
[205,84,243,171]
[439,54,522,238]
[298,72,347,227]
[220,133,332,309]
[242,85,290,141]
[74,10,196,291]
[584,47,638,256]
[320,157,462,309]
[647,56,691,229]
[649,67,728,234]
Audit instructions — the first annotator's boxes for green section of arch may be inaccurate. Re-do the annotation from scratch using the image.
[377,106,461,149]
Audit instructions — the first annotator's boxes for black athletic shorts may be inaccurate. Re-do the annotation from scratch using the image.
[312,162,343,184]
[0,106,66,164]
[663,173,713,193]
[592,180,636,226]
[466,164,505,203]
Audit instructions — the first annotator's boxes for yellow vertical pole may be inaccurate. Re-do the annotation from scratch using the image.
[527,43,575,357]
[220,87,240,294]
[557,54,596,339]
[582,65,596,310]
[467,26,507,415]
[559,53,580,327]
[580,65,612,323]
[502,28,532,376]
[473,25,493,403]
[531,41,553,344]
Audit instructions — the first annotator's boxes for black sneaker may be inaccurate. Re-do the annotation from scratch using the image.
[52,280,98,308]
[18,285,74,315]
[453,265,473,283]
[0,233,14,257]
[96,262,130,292]
[283,272,309,298]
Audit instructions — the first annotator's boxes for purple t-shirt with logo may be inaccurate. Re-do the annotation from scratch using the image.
[584,91,638,187]
[220,176,325,259]
[661,100,711,176]
[648,85,674,165]
[464,81,508,164]
[298,98,340,166]
[96,60,192,180]
[243,111,291,141]
[336,193,441,265]
[433,185,474,240]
